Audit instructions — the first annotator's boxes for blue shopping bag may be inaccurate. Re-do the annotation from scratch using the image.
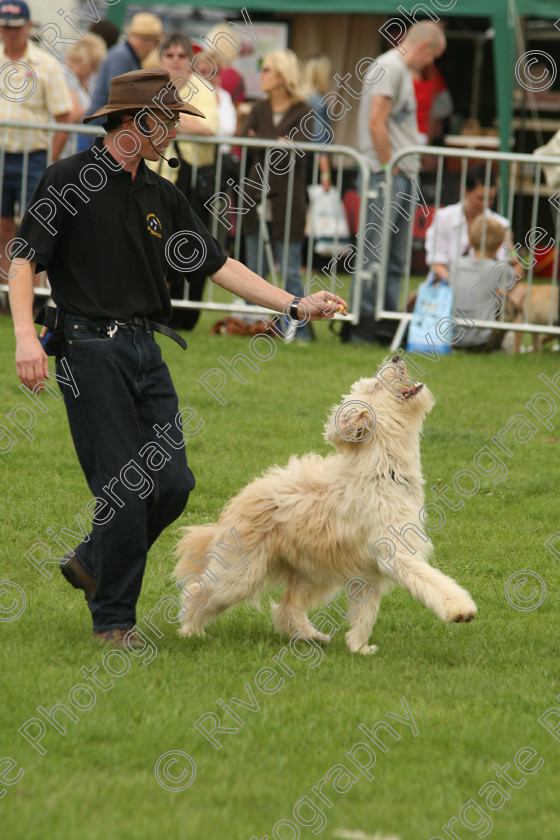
[406,273,454,355]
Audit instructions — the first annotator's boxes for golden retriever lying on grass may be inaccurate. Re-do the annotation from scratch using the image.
[174,356,476,654]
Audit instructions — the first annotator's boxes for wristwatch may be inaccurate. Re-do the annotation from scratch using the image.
[289,297,301,320]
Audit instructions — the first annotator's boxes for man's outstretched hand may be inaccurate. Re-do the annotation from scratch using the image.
[300,291,348,321]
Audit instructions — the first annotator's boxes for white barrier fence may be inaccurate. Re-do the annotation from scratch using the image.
[0,120,370,327]
[375,145,560,351]
[4,123,559,350]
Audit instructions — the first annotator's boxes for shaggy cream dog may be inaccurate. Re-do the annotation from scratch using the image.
[174,356,476,654]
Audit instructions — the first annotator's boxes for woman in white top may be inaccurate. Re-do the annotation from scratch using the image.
[425,164,520,280]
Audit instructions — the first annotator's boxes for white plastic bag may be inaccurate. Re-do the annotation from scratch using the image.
[406,273,454,355]
[306,185,351,255]
[534,128,560,188]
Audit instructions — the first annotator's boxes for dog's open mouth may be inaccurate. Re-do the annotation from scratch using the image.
[402,382,424,399]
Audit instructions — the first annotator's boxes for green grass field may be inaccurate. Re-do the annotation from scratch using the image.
[1,306,559,840]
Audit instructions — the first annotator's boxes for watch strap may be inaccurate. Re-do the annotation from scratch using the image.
[289,297,301,321]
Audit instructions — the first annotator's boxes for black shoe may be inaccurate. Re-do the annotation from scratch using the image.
[329,320,352,343]
[92,629,145,650]
[352,312,378,344]
[60,553,96,603]
[373,318,398,346]
[353,316,398,345]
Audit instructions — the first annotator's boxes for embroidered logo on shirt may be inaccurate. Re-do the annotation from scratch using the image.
[147,213,162,239]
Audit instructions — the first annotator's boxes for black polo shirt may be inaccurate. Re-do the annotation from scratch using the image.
[17,137,227,322]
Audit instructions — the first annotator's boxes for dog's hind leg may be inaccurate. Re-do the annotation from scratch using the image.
[174,526,218,637]
[272,574,332,642]
[345,587,383,655]
[391,553,477,623]
[178,544,268,637]
[533,333,543,353]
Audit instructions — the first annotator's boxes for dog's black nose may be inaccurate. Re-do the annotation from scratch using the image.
[392,355,400,363]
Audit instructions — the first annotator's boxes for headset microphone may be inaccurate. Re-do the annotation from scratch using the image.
[139,116,180,168]
[153,143,179,168]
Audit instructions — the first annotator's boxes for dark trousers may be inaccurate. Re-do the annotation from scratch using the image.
[57,315,195,632]
[1,150,47,215]
[357,171,416,315]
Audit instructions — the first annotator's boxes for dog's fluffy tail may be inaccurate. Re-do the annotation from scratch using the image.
[173,524,217,584]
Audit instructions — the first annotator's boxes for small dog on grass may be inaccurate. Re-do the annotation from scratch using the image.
[511,283,559,353]
[173,356,476,654]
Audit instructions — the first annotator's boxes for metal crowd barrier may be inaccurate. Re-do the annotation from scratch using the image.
[0,119,100,294]
[375,145,560,350]
[0,119,371,327]
[164,133,371,323]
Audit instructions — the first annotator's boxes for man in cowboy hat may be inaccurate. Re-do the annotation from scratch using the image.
[8,69,347,649]
[77,12,163,149]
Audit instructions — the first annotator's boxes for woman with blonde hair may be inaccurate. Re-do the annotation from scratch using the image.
[241,49,312,339]
[302,53,333,189]
[57,33,107,156]
[303,54,331,99]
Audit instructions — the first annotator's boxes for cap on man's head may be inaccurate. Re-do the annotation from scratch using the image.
[0,0,30,26]
[126,12,162,38]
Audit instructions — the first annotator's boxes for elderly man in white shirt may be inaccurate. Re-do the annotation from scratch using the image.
[425,164,518,281]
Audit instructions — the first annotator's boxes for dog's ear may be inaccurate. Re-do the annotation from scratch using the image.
[335,399,376,443]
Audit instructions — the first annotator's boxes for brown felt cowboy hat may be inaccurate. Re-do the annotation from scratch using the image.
[83,69,205,124]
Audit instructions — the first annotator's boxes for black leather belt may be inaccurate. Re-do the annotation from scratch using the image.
[117,317,187,350]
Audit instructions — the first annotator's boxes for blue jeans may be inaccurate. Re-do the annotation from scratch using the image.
[245,234,309,338]
[1,150,47,216]
[356,171,417,315]
[57,315,195,632]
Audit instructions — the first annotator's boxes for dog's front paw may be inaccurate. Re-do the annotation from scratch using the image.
[357,643,379,656]
[445,598,477,624]
[308,627,331,644]
[345,629,377,655]
[453,611,476,623]
[177,625,206,638]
